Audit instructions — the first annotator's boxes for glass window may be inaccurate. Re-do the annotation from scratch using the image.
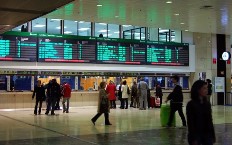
[108,24,119,38]
[95,23,107,37]
[133,27,146,40]
[64,20,77,35]
[122,25,133,31]
[159,28,170,42]
[32,18,46,33]
[12,23,27,32]
[78,21,91,36]
[148,28,158,41]
[171,30,182,43]
[47,19,61,34]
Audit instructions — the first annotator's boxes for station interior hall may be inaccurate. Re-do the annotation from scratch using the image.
[1,0,232,145]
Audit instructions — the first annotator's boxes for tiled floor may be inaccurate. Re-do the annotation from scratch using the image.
[0,105,231,145]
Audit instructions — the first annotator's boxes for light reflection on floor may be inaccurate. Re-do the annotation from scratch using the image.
[0,106,231,145]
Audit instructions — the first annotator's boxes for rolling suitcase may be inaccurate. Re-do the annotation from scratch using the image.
[150,96,155,108]
[160,104,176,127]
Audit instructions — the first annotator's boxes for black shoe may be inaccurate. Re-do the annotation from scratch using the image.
[66,111,69,113]
[45,112,48,115]
[91,119,95,126]
[51,113,55,115]
[105,123,112,125]
[125,108,128,109]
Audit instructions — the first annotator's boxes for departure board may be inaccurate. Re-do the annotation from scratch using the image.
[146,43,189,66]
[38,34,96,63]
[0,33,37,61]
[97,39,146,64]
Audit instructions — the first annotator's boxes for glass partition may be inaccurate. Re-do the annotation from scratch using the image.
[32,18,46,33]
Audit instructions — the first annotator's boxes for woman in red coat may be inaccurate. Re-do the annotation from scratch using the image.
[106,80,117,109]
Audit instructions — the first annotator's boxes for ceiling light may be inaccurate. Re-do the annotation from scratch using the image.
[34,24,45,28]
[174,13,179,16]
[115,16,119,18]
[99,23,107,25]
[78,28,90,31]
[185,30,189,31]
[98,30,110,33]
[180,23,185,25]
[51,19,62,21]
[166,1,172,4]
[123,25,132,27]
[97,4,102,7]
[64,31,73,34]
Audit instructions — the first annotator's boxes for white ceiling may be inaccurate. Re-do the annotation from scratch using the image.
[44,0,232,35]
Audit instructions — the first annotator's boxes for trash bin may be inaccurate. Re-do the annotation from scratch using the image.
[160,104,176,127]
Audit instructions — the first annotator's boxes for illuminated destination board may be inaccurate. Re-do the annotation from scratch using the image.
[0,32,37,61]
[38,34,96,63]
[146,43,189,66]
[97,39,146,64]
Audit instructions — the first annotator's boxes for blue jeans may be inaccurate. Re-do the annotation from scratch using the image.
[62,98,70,112]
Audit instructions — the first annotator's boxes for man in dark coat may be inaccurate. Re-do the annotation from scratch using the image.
[45,79,61,115]
[165,75,186,127]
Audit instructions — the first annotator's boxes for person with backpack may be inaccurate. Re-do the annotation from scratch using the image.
[62,82,72,113]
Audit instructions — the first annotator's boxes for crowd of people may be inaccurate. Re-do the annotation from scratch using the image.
[32,79,71,115]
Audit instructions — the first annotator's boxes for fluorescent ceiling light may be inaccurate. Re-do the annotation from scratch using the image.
[123,25,132,27]
[64,31,72,34]
[166,1,172,4]
[115,16,119,18]
[185,30,189,31]
[56,26,67,29]
[51,19,62,21]
[174,13,179,16]
[159,29,169,33]
[34,24,45,28]
[97,4,102,7]
[98,30,110,33]
[114,31,120,34]
[78,28,90,31]
[180,22,185,24]
[98,23,107,25]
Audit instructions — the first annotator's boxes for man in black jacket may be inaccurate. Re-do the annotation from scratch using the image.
[45,79,61,115]
[165,75,186,127]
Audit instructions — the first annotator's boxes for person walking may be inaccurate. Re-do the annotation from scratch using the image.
[131,81,139,108]
[187,80,216,145]
[138,78,148,110]
[32,80,45,115]
[45,79,61,115]
[91,81,112,125]
[62,82,71,113]
[106,80,117,109]
[121,80,129,109]
[165,75,186,127]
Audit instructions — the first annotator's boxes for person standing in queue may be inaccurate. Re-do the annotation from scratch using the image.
[32,80,46,115]
[106,80,117,109]
[138,77,148,110]
[187,80,216,145]
[206,79,212,102]
[62,82,71,113]
[165,75,186,127]
[131,81,139,108]
[121,80,129,109]
[155,84,163,106]
[45,79,61,115]
[117,81,123,109]
[91,81,112,125]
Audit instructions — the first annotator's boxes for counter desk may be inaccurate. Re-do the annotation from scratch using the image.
[0,90,190,109]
